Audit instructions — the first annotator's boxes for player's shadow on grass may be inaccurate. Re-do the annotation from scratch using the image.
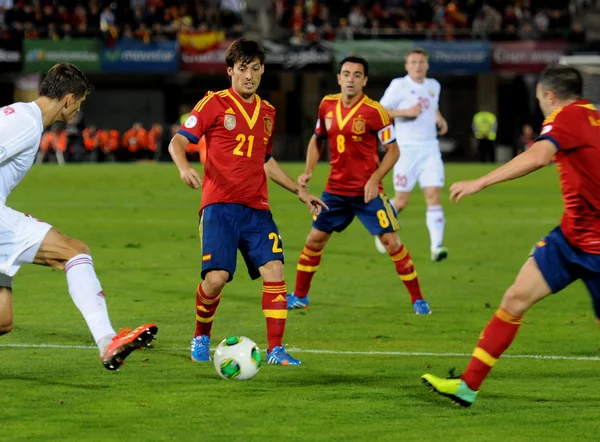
[0,374,111,391]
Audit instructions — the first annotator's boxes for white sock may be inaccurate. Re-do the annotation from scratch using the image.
[426,205,445,251]
[65,254,116,354]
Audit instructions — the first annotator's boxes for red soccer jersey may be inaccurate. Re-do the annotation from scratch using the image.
[178,88,276,212]
[314,93,396,196]
[537,99,600,253]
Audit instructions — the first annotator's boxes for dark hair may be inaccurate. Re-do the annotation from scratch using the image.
[225,38,265,68]
[405,48,428,62]
[39,63,93,100]
[339,56,369,77]
[538,65,583,100]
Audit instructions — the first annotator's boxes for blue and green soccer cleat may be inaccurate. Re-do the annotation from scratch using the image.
[287,293,309,310]
[190,335,211,362]
[421,373,478,407]
[266,346,301,365]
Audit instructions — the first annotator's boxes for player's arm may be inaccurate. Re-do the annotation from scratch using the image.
[364,122,399,203]
[168,133,201,189]
[264,157,328,215]
[449,139,556,203]
[169,94,215,189]
[436,109,448,135]
[298,134,325,189]
[380,80,421,119]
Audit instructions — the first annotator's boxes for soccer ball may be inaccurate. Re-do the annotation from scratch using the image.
[213,336,262,380]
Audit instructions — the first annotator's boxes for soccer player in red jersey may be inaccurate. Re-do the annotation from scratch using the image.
[286,56,431,315]
[423,65,600,406]
[168,39,326,365]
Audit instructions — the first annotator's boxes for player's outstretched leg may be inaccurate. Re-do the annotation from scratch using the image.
[261,262,300,365]
[52,233,159,371]
[191,271,227,362]
[422,257,553,405]
[380,233,431,314]
[287,229,330,310]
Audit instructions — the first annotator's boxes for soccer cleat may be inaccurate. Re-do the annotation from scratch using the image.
[266,346,301,365]
[287,292,309,310]
[101,323,158,371]
[191,335,211,362]
[431,246,449,262]
[413,299,432,315]
[421,373,478,407]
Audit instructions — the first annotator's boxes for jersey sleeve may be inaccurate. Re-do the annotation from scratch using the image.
[380,79,403,110]
[0,116,40,165]
[177,92,218,144]
[536,107,580,151]
[369,102,397,145]
[314,101,328,140]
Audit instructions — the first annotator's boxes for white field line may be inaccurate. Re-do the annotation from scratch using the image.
[1,343,599,361]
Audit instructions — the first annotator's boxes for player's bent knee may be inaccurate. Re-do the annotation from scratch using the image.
[379,233,401,252]
[259,260,284,282]
[203,270,228,295]
[306,230,330,250]
[501,285,532,316]
[0,320,13,335]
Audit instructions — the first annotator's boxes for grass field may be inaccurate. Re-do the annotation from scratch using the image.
[1,163,599,441]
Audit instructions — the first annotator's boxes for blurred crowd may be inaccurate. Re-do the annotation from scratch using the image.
[37,118,205,165]
[276,0,589,43]
[0,0,244,42]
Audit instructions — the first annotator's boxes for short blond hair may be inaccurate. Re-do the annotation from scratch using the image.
[405,48,429,62]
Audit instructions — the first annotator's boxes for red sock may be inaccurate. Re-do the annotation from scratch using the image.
[294,244,323,298]
[389,245,423,304]
[461,308,523,391]
[262,281,288,352]
[194,283,221,338]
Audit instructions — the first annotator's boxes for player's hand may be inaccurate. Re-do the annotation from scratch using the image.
[179,167,202,189]
[437,118,448,136]
[298,171,312,190]
[364,177,379,203]
[449,179,484,203]
[298,189,329,216]
[405,104,422,118]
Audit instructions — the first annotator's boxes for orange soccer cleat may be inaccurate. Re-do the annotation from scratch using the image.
[101,324,158,371]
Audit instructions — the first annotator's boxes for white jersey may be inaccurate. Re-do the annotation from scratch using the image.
[0,102,44,206]
[380,75,441,146]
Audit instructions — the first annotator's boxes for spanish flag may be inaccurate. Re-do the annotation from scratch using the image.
[202,254,211,262]
[379,126,392,143]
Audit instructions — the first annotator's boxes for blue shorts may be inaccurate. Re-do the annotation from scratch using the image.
[199,203,284,281]
[312,191,399,236]
[532,226,600,318]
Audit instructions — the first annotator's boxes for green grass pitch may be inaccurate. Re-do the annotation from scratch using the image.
[1,163,599,441]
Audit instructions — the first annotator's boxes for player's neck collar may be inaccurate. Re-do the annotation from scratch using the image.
[406,75,426,85]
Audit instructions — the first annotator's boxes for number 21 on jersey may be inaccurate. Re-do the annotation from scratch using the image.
[234,134,254,157]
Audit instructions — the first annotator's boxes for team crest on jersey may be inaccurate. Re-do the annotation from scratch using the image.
[351,118,366,135]
[429,90,436,97]
[224,114,236,131]
[264,117,273,136]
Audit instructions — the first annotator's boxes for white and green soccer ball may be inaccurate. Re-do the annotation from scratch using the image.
[213,336,262,380]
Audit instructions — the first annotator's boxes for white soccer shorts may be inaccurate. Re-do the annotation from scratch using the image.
[392,145,445,192]
[0,205,52,277]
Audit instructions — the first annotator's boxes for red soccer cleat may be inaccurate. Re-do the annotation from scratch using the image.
[101,324,158,371]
